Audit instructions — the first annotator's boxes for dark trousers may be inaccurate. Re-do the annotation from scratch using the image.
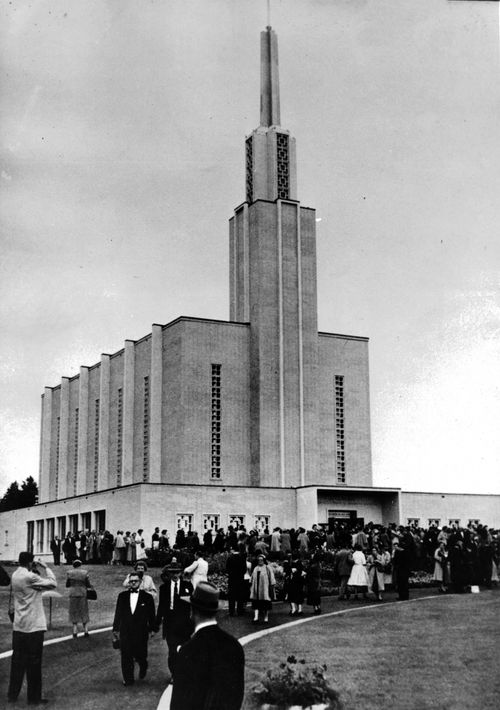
[120,640,148,684]
[8,630,44,702]
[228,596,246,616]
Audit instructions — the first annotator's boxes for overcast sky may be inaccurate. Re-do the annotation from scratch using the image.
[1,0,499,498]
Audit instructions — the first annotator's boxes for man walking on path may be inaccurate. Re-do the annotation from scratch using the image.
[112,570,156,686]
[170,581,245,710]
[7,552,57,705]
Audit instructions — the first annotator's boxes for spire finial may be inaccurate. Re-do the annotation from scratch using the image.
[267,0,271,28]
[260,25,280,126]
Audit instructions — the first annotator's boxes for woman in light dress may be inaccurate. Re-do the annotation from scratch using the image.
[433,541,449,593]
[249,554,276,623]
[347,544,370,599]
[183,550,209,589]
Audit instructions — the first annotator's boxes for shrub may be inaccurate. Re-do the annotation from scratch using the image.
[253,654,343,709]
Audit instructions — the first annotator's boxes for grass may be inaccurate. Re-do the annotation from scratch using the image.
[1,563,499,709]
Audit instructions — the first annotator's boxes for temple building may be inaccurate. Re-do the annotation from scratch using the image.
[1,26,498,559]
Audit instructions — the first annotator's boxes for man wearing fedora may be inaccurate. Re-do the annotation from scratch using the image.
[155,563,193,674]
[112,571,156,686]
[170,581,245,710]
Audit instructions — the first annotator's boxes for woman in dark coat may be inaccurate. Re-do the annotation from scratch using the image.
[306,552,322,614]
[226,546,248,616]
[284,556,306,616]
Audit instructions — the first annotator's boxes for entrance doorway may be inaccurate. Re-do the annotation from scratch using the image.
[327,510,364,531]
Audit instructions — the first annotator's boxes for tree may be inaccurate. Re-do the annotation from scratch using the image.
[0,476,38,512]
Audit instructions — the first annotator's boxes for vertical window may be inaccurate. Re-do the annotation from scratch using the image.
[276,133,289,199]
[26,521,34,554]
[55,416,61,498]
[203,514,220,532]
[211,364,221,479]
[57,516,66,539]
[73,408,79,496]
[36,520,44,554]
[246,137,253,203]
[117,388,123,486]
[46,518,55,542]
[69,514,78,534]
[176,514,193,534]
[229,515,245,529]
[335,375,346,484]
[143,376,150,481]
[94,399,100,491]
[254,515,270,533]
[94,510,106,533]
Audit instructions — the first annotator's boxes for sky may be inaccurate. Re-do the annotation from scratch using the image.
[1,0,500,497]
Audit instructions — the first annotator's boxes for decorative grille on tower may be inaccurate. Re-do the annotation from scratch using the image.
[276,132,289,199]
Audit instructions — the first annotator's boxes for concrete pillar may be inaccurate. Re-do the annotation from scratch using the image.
[58,377,70,500]
[149,325,163,483]
[76,367,89,496]
[98,354,111,490]
[39,388,53,503]
[122,340,135,485]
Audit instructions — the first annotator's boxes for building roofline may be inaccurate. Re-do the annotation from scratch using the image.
[319,331,369,342]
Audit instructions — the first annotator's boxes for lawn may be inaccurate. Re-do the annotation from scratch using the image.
[1,563,499,709]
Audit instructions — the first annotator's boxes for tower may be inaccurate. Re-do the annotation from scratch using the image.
[229,26,319,488]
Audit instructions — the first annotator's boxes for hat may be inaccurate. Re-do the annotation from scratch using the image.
[190,581,219,613]
[73,559,82,567]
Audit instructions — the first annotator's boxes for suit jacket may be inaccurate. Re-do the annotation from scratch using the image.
[155,579,193,641]
[171,624,245,710]
[112,589,156,650]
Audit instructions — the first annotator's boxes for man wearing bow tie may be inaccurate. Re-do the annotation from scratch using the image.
[155,563,193,675]
[112,571,156,686]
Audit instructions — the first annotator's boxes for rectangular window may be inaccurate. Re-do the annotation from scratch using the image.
[46,518,55,543]
[254,515,270,533]
[407,518,420,527]
[36,520,44,554]
[143,376,150,481]
[177,514,193,534]
[57,516,66,539]
[449,519,460,527]
[335,375,346,484]
[229,515,245,529]
[55,416,61,498]
[73,408,79,496]
[68,514,78,534]
[117,388,123,486]
[94,399,100,491]
[81,512,91,531]
[26,521,34,554]
[203,514,220,532]
[94,510,106,532]
[428,518,440,527]
[468,519,480,527]
[211,364,222,479]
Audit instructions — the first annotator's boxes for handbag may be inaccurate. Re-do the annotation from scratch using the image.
[86,586,97,600]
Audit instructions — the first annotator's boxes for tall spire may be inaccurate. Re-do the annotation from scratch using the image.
[260,26,280,127]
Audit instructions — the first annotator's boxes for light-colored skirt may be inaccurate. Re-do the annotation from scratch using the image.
[348,564,369,587]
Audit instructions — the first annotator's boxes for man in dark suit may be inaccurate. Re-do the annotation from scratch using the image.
[155,563,193,674]
[112,571,156,686]
[170,581,245,710]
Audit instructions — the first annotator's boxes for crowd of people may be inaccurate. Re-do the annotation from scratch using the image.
[3,519,498,706]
